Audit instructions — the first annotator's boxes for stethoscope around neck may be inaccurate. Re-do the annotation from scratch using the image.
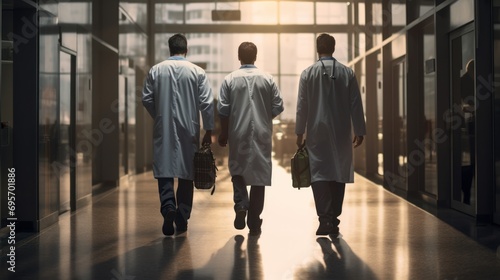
[319,58,336,80]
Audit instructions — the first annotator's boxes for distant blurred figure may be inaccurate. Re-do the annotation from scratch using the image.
[142,33,214,236]
[218,42,284,235]
[295,33,366,237]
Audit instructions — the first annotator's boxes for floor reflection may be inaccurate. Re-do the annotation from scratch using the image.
[163,236,193,279]
[179,234,263,280]
[89,236,194,279]
[293,237,377,280]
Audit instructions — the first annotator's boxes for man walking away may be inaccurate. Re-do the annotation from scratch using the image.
[143,33,214,236]
[218,42,284,235]
[295,33,366,237]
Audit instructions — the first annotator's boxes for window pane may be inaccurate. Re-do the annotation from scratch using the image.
[155,4,184,24]
[280,34,315,75]
[372,3,383,46]
[279,76,300,121]
[391,34,406,59]
[359,32,366,54]
[119,33,147,57]
[185,3,212,24]
[358,3,365,26]
[331,33,348,64]
[155,33,175,63]
[240,1,277,24]
[120,3,147,30]
[316,2,348,24]
[392,3,406,27]
[59,2,91,24]
[280,1,313,24]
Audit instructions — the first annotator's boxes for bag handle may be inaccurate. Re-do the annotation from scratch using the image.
[298,139,306,150]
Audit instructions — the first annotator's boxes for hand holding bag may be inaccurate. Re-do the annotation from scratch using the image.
[194,144,217,195]
[291,141,311,190]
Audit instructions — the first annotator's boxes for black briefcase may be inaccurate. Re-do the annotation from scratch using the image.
[193,144,217,195]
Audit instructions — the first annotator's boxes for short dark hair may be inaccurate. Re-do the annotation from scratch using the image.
[316,33,335,54]
[168,33,188,56]
[238,42,257,64]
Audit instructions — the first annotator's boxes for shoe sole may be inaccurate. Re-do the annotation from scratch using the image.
[234,210,246,230]
[162,211,175,236]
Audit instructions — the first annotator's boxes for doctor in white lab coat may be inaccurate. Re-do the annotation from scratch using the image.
[218,42,284,235]
[143,34,214,236]
[295,34,366,236]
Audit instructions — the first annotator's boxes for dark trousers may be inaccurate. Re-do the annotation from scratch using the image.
[232,175,265,229]
[312,181,346,232]
[158,178,193,227]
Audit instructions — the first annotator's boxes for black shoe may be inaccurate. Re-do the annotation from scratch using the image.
[175,216,188,234]
[316,221,334,235]
[248,218,262,236]
[162,210,175,236]
[176,225,188,234]
[234,209,247,230]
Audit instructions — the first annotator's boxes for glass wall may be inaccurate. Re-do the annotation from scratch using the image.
[38,13,60,220]
[394,58,407,185]
[376,52,383,176]
[58,51,73,213]
[59,1,93,210]
[119,1,149,177]
[450,25,475,213]
[75,21,93,205]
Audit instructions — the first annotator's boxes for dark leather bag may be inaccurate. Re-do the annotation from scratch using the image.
[291,142,311,190]
[193,144,217,195]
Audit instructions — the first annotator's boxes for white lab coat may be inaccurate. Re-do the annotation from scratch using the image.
[295,58,366,183]
[142,56,214,179]
[218,65,284,186]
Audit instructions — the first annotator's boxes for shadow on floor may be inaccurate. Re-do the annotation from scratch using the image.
[292,237,378,280]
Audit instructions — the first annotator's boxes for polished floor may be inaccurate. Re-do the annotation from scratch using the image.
[2,160,500,280]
